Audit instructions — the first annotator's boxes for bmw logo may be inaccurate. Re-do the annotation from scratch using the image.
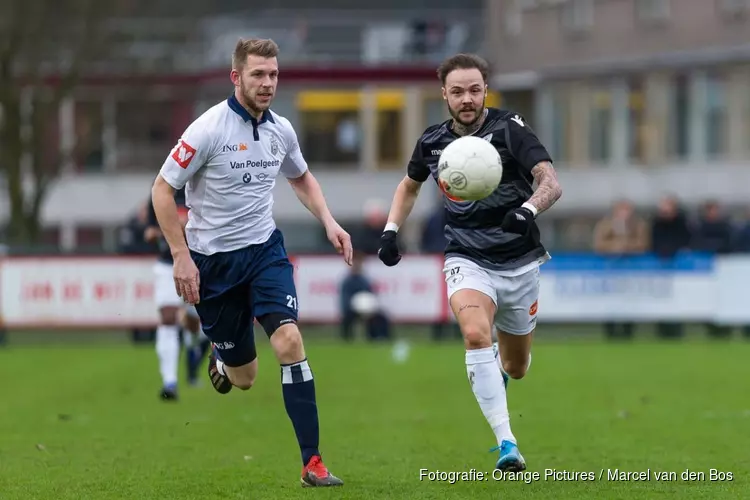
[242,173,252,183]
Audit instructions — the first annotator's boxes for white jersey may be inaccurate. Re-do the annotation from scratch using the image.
[159,95,308,255]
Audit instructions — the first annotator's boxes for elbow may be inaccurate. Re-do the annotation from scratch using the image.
[553,181,563,201]
[401,176,422,197]
[152,174,174,201]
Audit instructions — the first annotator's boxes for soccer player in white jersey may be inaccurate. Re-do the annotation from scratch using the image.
[151,38,350,487]
[378,53,562,472]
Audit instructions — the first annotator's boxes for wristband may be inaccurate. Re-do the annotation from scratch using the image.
[384,222,399,233]
[521,202,538,218]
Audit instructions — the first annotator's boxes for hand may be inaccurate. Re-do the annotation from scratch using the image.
[501,206,535,235]
[378,230,401,266]
[325,221,353,266]
[144,226,162,242]
[173,251,201,305]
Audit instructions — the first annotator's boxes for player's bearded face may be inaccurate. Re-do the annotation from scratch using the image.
[237,55,278,114]
[443,69,487,127]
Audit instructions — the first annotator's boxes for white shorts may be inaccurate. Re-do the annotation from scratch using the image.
[443,256,541,335]
[153,261,185,309]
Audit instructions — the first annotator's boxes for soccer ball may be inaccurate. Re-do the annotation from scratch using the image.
[437,136,503,201]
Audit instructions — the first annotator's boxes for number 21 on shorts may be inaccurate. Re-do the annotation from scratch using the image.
[286,294,298,310]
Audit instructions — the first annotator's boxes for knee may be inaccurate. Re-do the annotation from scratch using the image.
[230,366,257,391]
[270,324,305,363]
[461,324,492,350]
[181,313,200,333]
[159,307,179,325]
[502,359,528,380]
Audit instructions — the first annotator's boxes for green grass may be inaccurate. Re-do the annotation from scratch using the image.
[0,332,748,499]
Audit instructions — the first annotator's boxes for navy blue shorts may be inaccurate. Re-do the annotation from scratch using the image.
[191,229,298,367]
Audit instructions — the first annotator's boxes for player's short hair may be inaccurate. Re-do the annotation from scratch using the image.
[232,38,280,69]
[437,53,490,85]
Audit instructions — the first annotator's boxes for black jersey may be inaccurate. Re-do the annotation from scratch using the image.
[407,108,552,271]
[147,188,186,265]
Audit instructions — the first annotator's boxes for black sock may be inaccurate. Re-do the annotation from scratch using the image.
[281,358,320,465]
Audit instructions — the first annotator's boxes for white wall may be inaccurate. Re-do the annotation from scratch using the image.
[1,163,750,225]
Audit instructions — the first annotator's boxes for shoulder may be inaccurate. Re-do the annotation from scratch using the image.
[268,110,297,142]
[418,121,450,145]
[185,101,232,142]
[487,107,531,130]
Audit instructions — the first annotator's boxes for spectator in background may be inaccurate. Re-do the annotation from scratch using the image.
[118,201,157,255]
[593,199,649,255]
[593,199,649,339]
[691,201,733,338]
[650,195,692,339]
[691,200,733,254]
[339,251,391,342]
[420,202,460,341]
[420,202,446,254]
[352,198,389,255]
[731,207,750,253]
[118,200,158,344]
[651,195,692,259]
[338,200,392,341]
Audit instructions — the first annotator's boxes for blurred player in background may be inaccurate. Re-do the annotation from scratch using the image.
[378,53,562,472]
[151,38,350,487]
[145,189,209,400]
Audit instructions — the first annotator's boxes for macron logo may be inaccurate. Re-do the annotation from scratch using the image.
[172,139,196,169]
[511,115,525,127]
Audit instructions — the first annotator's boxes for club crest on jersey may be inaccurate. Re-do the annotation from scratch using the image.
[270,136,279,156]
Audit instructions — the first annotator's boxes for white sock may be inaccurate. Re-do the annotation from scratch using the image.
[156,325,180,388]
[466,347,515,446]
[216,360,226,376]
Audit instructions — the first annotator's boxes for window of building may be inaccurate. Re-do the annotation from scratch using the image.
[504,0,523,38]
[705,71,728,157]
[424,94,448,126]
[627,78,647,164]
[667,74,689,160]
[296,90,361,167]
[588,85,612,163]
[549,87,571,163]
[718,0,750,18]
[374,91,404,170]
[74,101,104,172]
[561,0,594,34]
[636,0,670,24]
[377,110,403,169]
[115,100,177,170]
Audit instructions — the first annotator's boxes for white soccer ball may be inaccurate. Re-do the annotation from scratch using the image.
[351,291,379,316]
[437,135,503,201]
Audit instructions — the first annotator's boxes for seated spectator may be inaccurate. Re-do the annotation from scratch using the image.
[339,252,391,342]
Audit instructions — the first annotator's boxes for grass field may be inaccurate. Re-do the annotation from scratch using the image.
[0,330,748,499]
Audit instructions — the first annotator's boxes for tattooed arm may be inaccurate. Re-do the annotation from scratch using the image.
[526,161,562,215]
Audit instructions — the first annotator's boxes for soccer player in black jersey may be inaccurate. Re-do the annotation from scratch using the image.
[378,53,562,472]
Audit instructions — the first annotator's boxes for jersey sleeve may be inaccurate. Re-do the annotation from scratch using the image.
[159,121,215,190]
[406,138,430,182]
[506,113,553,172]
[280,123,309,179]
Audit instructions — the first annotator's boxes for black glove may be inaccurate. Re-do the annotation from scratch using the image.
[378,230,402,266]
[501,206,536,235]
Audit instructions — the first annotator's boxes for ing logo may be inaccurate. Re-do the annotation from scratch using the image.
[222,143,248,153]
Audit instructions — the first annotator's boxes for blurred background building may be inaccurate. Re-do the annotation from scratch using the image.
[3,0,750,338]
[3,0,750,256]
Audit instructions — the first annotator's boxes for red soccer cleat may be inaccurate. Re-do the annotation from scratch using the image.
[300,455,344,487]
